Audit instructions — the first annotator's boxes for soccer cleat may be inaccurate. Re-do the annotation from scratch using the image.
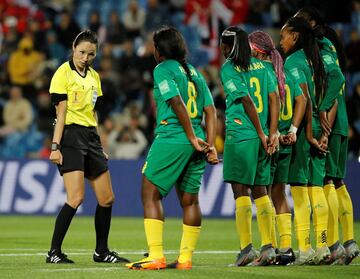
[234,244,258,266]
[312,246,331,265]
[167,260,192,270]
[275,248,296,265]
[336,240,360,265]
[249,244,276,266]
[326,242,345,265]
[126,256,166,270]
[46,249,74,264]
[93,250,130,263]
[295,248,315,265]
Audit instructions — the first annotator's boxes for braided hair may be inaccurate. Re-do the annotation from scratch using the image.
[283,17,326,107]
[249,30,285,103]
[295,6,346,73]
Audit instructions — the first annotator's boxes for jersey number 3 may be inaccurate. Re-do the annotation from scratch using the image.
[250,77,263,113]
[187,81,198,118]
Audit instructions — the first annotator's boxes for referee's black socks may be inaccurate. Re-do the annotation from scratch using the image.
[95,204,112,254]
[50,203,77,252]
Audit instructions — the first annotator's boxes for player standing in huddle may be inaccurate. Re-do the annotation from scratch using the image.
[126,26,218,271]
[47,30,129,264]
[295,7,360,265]
[249,30,307,265]
[280,17,332,265]
[220,26,279,266]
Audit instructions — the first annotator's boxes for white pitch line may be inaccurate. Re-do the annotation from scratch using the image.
[0,250,240,257]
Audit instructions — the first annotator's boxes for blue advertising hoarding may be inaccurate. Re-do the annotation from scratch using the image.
[0,159,359,219]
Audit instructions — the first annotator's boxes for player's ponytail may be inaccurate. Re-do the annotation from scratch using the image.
[220,26,251,71]
[249,31,285,103]
[284,17,326,108]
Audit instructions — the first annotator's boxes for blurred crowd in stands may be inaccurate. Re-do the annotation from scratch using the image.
[0,0,360,161]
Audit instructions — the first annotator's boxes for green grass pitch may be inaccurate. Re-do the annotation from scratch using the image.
[0,216,359,278]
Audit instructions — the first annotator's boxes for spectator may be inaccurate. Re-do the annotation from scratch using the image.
[7,37,44,101]
[123,0,146,39]
[106,11,128,46]
[108,117,148,159]
[0,86,33,137]
[345,28,360,73]
[55,10,81,48]
[144,0,169,32]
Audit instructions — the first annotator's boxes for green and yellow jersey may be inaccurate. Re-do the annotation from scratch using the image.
[49,60,102,127]
[318,37,348,136]
[220,59,258,142]
[284,49,321,131]
[239,57,278,135]
[152,59,214,144]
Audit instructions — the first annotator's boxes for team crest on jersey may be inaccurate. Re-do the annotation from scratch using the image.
[234,118,242,125]
[160,120,168,125]
[323,54,333,65]
[290,68,300,79]
[159,80,170,95]
[92,88,98,105]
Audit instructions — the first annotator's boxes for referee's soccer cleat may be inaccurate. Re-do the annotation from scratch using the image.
[234,244,258,266]
[93,250,130,263]
[126,256,166,270]
[249,244,276,266]
[312,246,331,265]
[326,242,345,265]
[336,240,360,265]
[295,248,315,265]
[166,259,192,270]
[275,248,296,265]
[46,249,74,264]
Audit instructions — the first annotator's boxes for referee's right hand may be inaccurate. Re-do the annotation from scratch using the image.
[50,150,63,165]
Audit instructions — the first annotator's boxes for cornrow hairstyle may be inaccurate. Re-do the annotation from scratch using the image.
[284,17,326,108]
[296,7,346,73]
[153,26,196,88]
[249,30,285,103]
[220,26,251,71]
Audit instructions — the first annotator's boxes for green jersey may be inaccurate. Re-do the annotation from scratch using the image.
[237,57,278,135]
[318,38,348,136]
[284,49,321,131]
[220,59,258,142]
[153,59,214,143]
[279,69,303,153]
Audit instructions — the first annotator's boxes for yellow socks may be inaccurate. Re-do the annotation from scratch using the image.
[235,196,252,249]
[291,186,311,251]
[276,213,292,250]
[308,186,329,248]
[336,185,354,242]
[324,184,339,247]
[144,218,164,259]
[270,203,278,248]
[178,224,201,263]
[254,195,272,247]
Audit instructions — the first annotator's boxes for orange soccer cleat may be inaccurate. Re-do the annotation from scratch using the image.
[166,260,192,270]
[126,256,166,270]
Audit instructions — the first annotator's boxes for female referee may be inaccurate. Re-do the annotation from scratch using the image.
[126,26,218,271]
[46,30,129,264]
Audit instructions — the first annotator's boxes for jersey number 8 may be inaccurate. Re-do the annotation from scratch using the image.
[187,81,198,118]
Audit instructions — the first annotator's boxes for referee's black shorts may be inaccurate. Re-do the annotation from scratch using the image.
[58,124,108,178]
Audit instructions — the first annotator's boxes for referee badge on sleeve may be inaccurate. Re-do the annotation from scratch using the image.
[92,88,98,105]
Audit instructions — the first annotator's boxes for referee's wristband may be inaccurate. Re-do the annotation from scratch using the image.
[288,124,298,134]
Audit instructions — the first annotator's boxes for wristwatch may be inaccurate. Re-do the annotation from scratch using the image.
[51,142,61,151]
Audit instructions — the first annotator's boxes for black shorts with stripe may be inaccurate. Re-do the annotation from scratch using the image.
[58,124,108,178]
